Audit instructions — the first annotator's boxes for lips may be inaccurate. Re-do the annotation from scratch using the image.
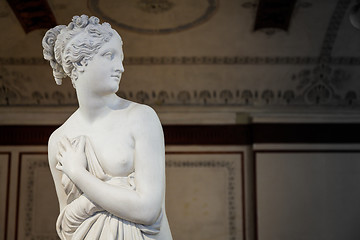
[111,75,120,79]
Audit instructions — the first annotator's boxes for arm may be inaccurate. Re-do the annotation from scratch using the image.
[57,105,165,225]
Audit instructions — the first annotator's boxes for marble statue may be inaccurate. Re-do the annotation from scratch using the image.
[42,15,172,240]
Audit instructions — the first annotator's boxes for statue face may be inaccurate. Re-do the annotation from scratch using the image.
[78,30,124,95]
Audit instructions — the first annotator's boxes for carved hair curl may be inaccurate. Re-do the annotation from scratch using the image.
[42,15,119,86]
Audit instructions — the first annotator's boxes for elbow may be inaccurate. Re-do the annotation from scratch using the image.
[144,215,160,226]
[106,194,162,225]
[136,207,161,226]
[132,191,163,225]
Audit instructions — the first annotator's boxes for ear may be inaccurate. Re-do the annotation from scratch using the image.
[74,61,86,73]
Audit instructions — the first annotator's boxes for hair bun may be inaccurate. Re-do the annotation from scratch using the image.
[42,25,67,85]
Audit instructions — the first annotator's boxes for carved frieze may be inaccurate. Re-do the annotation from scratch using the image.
[88,0,218,34]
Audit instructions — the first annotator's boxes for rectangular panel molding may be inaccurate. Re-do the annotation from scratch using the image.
[0,153,11,240]
[0,146,248,240]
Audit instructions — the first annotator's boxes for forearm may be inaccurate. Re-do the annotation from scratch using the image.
[71,168,162,225]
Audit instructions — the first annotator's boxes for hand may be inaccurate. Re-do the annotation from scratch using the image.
[56,136,87,180]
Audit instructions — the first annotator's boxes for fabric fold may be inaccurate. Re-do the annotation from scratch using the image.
[56,136,162,240]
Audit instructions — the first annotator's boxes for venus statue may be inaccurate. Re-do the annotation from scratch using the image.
[42,15,172,239]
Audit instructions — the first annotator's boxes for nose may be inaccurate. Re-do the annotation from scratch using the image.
[114,55,124,73]
[115,61,124,74]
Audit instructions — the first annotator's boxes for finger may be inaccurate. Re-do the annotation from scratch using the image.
[61,136,72,149]
[56,153,62,163]
[58,149,63,157]
[58,141,66,152]
[77,135,86,152]
[57,143,64,155]
[56,162,63,171]
[59,138,68,150]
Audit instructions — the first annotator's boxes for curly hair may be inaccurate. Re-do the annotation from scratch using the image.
[42,15,119,86]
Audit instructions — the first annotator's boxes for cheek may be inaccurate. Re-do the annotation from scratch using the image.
[85,58,113,81]
[93,65,109,78]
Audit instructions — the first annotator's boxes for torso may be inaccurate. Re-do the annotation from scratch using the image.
[57,101,137,177]
[51,99,173,240]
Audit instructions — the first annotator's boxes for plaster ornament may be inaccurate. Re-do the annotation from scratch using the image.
[42,15,172,240]
[350,2,360,30]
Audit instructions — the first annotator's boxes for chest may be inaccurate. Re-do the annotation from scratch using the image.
[67,123,135,177]
[90,131,135,177]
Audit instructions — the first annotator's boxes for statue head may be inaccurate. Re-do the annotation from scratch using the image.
[42,15,121,87]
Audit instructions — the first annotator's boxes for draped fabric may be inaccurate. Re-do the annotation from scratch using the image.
[56,136,162,240]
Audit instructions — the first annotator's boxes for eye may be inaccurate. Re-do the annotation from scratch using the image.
[103,51,114,60]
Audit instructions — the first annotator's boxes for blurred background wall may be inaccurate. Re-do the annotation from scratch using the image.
[2,0,360,239]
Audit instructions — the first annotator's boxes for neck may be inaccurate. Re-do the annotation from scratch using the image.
[76,89,119,123]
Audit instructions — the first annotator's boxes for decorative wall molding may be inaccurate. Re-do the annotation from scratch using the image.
[165,155,243,240]
[293,64,354,105]
[0,58,47,65]
[137,0,174,14]
[0,152,10,240]
[13,150,244,240]
[24,159,50,238]
[88,0,218,34]
[0,0,358,108]
[0,67,33,106]
[320,0,351,58]
[1,87,358,107]
[16,153,58,240]
[2,56,360,66]
[0,56,319,65]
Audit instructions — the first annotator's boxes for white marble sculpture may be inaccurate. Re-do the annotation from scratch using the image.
[42,15,172,240]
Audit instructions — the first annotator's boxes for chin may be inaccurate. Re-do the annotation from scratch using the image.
[100,86,119,95]
[112,86,120,93]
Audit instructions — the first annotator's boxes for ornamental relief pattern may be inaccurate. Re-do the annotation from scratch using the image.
[0,67,32,106]
[88,0,218,34]
[137,0,174,14]
[0,65,357,107]
[0,0,358,108]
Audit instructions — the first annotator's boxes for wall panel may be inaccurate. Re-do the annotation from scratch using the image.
[165,148,246,240]
[16,152,58,240]
[0,152,10,240]
[255,147,360,240]
[0,145,248,240]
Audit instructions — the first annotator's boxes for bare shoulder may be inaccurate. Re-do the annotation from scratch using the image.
[48,126,62,167]
[127,102,160,124]
[48,114,73,148]
[126,102,162,135]
[47,110,78,165]
[48,125,66,146]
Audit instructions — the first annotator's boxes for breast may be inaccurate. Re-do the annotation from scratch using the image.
[89,135,135,177]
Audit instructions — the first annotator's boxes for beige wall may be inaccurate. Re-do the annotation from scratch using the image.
[255,145,360,240]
